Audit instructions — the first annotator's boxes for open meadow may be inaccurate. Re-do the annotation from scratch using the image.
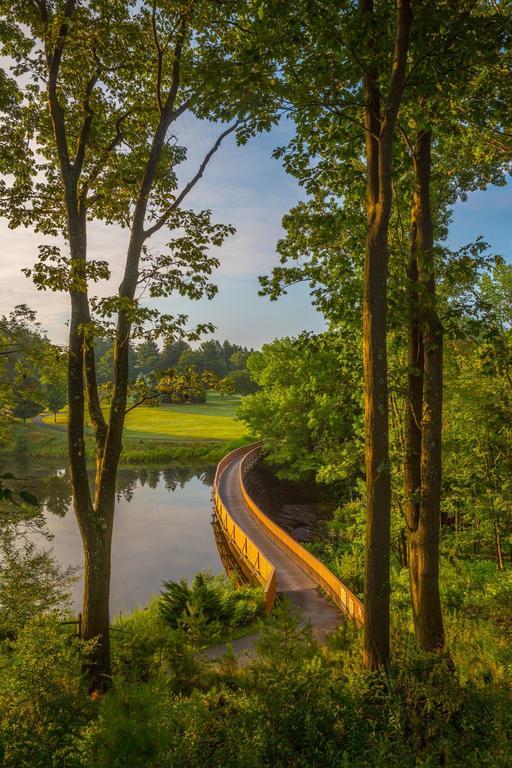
[41,392,247,442]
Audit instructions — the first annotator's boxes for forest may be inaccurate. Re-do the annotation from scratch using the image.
[0,1,511,767]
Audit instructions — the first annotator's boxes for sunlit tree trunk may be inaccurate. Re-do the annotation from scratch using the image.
[360,0,411,670]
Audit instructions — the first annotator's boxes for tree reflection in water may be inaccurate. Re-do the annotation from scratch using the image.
[29,464,216,517]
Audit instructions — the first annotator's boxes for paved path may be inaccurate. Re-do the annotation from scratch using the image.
[203,632,260,665]
[33,412,67,431]
[217,453,340,642]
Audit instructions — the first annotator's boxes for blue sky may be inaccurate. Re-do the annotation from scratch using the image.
[0,113,510,348]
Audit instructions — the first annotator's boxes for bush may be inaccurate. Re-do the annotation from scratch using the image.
[159,572,264,635]
[111,600,172,682]
[76,681,165,768]
[0,618,93,768]
[0,529,75,638]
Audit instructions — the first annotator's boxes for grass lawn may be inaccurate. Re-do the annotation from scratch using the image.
[42,392,247,442]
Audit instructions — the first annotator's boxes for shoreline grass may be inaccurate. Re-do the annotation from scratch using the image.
[0,392,250,465]
[0,423,252,465]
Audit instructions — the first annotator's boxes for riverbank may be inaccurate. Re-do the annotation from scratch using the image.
[1,393,252,465]
[1,421,252,464]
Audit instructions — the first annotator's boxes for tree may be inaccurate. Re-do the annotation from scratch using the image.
[41,346,67,421]
[128,366,233,408]
[442,263,512,569]
[0,304,63,426]
[256,0,511,665]
[158,339,191,371]
[354,0,412,669]
[12,387,42,423]
[240,333,362,484]
[199,339,228,377]
[398,4,509,651]
[1,0,275,684]
[226,367,258,395]
[177,348,207,373]
[257,0,411,667]
[134,340,160,378]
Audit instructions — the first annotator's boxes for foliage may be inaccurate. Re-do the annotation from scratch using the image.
[240,331,363,485]
[0,531,75,638]
[0,619,94,768]
[226,368,259,395]
[72,591,512,768]
[0,481,75,639]
[0,572,509,767]
[159,572,264,636]
[0,305,67,435]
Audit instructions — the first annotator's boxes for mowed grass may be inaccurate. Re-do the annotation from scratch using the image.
[42,392,247,442]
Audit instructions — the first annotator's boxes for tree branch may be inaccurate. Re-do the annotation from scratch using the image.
[124,391,161,415]
[45,0,76,176]
[79,111,133,207]
[143,121,239,240]
[74,70,100,178]
[151,0,164,113]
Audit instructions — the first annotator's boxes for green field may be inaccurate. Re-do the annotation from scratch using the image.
[41,392,247,442]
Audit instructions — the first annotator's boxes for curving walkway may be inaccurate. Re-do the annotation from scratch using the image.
[217,449,341,640]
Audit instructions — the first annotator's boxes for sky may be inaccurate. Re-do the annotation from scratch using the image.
[1,113,511,349]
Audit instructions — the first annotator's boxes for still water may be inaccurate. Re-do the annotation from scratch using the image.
[9,462,223,615]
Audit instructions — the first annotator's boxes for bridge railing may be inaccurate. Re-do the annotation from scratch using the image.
[239,444,364,626]
[213,445,276,614]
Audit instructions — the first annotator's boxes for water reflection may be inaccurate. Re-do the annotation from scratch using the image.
[7,462,222,615]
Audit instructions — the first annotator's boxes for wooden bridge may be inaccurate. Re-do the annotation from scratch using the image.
[213,442,364,639]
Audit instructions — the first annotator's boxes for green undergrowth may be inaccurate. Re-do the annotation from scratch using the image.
[1,598,511,768]
[109,573,265,684]
[310,533,512,692]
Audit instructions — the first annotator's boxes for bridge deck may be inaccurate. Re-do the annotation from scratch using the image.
[218,454,340,640]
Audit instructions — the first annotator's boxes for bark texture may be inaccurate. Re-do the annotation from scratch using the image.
[405,129,445,651]
[360,0,411,670]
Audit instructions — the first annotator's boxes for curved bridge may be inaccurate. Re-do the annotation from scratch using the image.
[213,443,364,639]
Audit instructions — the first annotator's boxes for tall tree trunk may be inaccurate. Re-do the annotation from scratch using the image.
[66,211,113,683]
[493,521,505,571]
[407,129,445,651]
[81,515,114,684]
[360,0,411,670]
[362,203,393,669]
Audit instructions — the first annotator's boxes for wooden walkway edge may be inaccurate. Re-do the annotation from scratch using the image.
[213,443,364,640]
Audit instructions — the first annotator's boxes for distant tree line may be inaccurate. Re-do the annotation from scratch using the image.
[0,306,258,438]
[94,338,259,398]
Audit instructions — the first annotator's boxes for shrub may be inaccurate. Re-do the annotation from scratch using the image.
[159,572,264,635]
[76,681,165,768]
[0,618,93,768]
[111,599,176,682]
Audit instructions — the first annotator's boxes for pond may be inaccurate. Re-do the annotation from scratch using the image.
[5,461,223,616]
